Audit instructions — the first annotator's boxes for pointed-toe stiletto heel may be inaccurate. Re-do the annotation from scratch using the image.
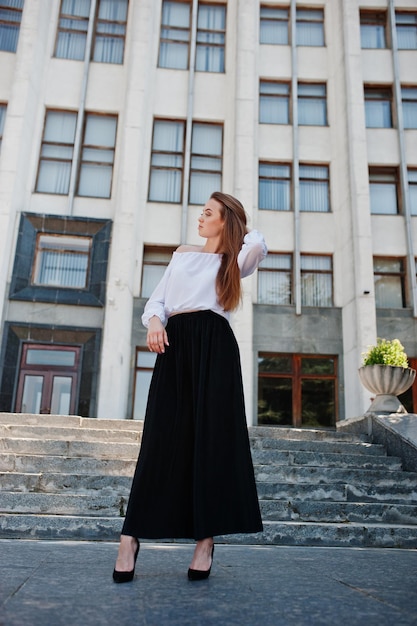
[113,543,139,584]
[188,545,214,581]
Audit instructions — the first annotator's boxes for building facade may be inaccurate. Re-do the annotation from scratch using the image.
[0,0,416,426]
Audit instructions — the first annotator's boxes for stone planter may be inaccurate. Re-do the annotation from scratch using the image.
[358,365,416,414]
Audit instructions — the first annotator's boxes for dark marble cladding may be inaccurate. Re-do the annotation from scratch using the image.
[0,323,101,417]
[9,213,112,308]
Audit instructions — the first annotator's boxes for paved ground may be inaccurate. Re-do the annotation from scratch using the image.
[0,540,416,626]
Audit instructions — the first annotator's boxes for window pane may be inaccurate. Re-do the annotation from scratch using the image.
[374,258,405,308]
[159,0,191,69]
[370,182,397,214]
[27,349,76,366]
[33,234,91,288]
[258,377,293,426]
[260,82,290,124]
[55,0,90,60]
[301,379,335,427]
[0,0,24,53]
[409,170,417,215]
[78,115,117,197]
[149,120,185,203]
[0,103,6,151]
[189,123,222,204]
[21,376,43,414]
[301,357,334,375]
[93,0,128,64]
[36,111,77,195]
[258,254,292,305]
[258,355,292,373]
[296,9,324,47]
[365,100,392,128]
[51,376,72,414]
[260,7,289,45]
[396,12,417,49]
[298,84,327,126]
[300,166,329,212]
[259,163,291,211]
[196,4,226,73]
[301,255,332,307]
[360,23,386,48]
[403,88,417,129]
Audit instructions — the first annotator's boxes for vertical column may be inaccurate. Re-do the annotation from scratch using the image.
[341,0,377,417]
[232,0,259,425]
[0,1,54,336]
[96,0,158,419]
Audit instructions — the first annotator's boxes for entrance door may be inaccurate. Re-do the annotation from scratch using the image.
[15,344,81,415]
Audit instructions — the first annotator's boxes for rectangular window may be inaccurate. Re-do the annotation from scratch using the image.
[296,8,324,47]
[369,168,399,215]
[301,254,333,307]
[36,110,77,195]
[409,169,417,216]
[189,122,222,205]
[0,103,6,150]
[298,83,327,126]
[364,86,393,128]
[55,0,128,63]
[258,353,337,428]
[258,253,292,305]
[0,0,24,53]
[36,110,117,198]
[259,6,289,45]
[92,0,128,64]
[374,257,406,308]
[55,0,90,60]
[396,12,417,50]
[141,247,174,297]
[133,349,157,420]
[259,162,291,211]
[360,11,387,49]
[402,87,417,129]
[259,81,290,124]
[78,113,117,198]
[196,3,225,73]
[149,119,185,203]
[300,164,330,212]
[158,0,191,69]
[32,234,92,289]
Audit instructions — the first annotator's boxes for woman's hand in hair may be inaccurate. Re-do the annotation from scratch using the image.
[147,316,169,354]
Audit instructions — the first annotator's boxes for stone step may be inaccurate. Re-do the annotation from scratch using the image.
[249,426,370,443]
[0,438,139,460]
[0,514,416,548]
[0,454,136,476]
[3,472,417,505]
[254,465,417,486]
[259,500,417,525]
[0,424,142,443]
[0,413,143,431]
[250,437,386,456]
[1,492,416,526]
[251,450,401,470]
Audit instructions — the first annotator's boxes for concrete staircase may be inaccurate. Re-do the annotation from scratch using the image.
[1,413,417,548]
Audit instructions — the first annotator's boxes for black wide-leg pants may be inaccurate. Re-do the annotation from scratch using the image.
[122,310,263,540]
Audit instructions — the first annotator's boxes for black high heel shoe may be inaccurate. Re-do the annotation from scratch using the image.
[113,542,139,584]
[188,545,214,581]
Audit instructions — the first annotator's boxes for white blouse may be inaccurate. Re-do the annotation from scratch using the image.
[142,230,267,327]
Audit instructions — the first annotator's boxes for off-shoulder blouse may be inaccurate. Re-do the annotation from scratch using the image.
[142,230,267,328]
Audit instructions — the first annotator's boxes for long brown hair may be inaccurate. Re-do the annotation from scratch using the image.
[210,191,248,311]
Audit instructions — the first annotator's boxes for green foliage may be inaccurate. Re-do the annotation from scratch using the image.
[362,338,409,368]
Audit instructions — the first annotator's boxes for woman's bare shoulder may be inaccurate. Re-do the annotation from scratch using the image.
[175,244,204,253]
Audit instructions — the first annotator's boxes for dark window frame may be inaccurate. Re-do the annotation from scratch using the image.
[9,213,112,307]
[360,10,388,49]
[373,256,406,308]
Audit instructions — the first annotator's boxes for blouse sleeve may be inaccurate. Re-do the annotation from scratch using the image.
[141,258,174,328]
[238,230,268,278]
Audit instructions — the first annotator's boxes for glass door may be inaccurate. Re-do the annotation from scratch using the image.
[15,344,81,415]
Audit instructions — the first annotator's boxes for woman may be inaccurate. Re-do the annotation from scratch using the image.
[113,191,267,583]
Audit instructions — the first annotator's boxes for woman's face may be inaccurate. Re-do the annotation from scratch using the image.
[198,198,224,240]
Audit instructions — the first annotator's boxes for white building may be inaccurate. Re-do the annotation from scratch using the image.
[0,0,416,427]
